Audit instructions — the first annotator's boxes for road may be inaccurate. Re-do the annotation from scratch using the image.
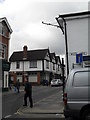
[2,86,63,119]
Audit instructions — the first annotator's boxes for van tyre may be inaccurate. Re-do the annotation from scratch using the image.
[82,109,90,120]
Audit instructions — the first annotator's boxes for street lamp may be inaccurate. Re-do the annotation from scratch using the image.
[56,16,69,77]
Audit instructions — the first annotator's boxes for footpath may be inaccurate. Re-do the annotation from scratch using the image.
[17,91,64,118]
[1,86,65,118]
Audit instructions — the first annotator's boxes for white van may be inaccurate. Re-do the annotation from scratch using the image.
[64,68,90,120]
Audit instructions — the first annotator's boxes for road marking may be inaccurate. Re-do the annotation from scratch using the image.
[14,112,17,115]
[56,113,64,118]
[4,115,12,118]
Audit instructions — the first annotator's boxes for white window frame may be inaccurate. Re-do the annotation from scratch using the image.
[30,61,37,68]
[16,61,20,69]
[46,60,49,69]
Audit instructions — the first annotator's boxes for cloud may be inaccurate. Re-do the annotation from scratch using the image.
[0,0,89,58]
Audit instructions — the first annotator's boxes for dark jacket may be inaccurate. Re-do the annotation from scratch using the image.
[16,81,20,89]
[24,81,32,95]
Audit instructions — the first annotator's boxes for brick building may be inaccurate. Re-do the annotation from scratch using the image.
[0,17,13,91]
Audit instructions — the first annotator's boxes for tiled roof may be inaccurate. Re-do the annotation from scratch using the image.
[9,49,49,62]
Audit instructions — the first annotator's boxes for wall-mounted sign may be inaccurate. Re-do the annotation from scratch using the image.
[76,53,83,64]
[70,52,87,56]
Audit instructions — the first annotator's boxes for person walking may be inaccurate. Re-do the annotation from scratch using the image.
[23,77,33,108]
[16,79,20,93]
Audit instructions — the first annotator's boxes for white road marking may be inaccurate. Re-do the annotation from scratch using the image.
[4,115,12,118]
[14,112,17,115]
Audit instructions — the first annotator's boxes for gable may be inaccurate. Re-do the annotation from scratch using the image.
[0,17,13,34]
[44,51,50,61]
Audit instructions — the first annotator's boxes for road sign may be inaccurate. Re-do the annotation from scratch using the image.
[76,53,83,64]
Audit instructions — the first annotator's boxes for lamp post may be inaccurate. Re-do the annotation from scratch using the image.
[56,16,69,77]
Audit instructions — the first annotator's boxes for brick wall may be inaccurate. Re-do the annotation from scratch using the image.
[0,35,9,60]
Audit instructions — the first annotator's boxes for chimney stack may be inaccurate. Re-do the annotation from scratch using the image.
[23,45,28,59]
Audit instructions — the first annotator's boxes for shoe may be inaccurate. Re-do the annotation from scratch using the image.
[23,104,27,106]
[30,105,33,108]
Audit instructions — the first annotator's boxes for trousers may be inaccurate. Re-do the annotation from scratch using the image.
[24,93,33,107]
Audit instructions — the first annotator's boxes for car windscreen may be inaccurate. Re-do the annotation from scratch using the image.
[52,79,57,82]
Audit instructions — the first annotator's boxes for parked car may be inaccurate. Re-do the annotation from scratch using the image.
[64,68,90,120]
[43,80,48,86]
[51,79,63,87]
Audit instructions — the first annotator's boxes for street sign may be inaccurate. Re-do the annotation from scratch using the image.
[76,53,83,64]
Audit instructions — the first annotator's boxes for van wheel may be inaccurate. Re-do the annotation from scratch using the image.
[82,109,90,120]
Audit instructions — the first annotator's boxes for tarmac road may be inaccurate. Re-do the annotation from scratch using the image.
[2,86,64,119]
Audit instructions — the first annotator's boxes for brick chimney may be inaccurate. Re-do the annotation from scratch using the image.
[23,45,28,59]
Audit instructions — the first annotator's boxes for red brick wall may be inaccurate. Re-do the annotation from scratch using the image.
[0,35,9,60]
[37,72,40,85]
[10,72,17,84]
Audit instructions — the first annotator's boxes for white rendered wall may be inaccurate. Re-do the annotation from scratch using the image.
[65,17,88,74]
[10,60,43,72]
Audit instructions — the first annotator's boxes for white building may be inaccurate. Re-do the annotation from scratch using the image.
[56,11,90,77]
[9,46,61,85]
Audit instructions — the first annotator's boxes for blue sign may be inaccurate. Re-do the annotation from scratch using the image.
[76,53,83,64]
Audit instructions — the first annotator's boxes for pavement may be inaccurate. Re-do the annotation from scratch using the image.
[1,86,24,96]
[17,91,64,117]
[1,86,65,119]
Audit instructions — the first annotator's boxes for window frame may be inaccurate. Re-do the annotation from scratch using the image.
[16,61,20,69]
[46,60,49,69]
[30,61,37,68]
[53,63,55,70]
[73,71,90,87]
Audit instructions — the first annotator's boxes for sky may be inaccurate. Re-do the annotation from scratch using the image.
[0,0,89,59]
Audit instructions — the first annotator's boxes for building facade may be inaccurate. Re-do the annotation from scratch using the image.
[0,17,12,91]
[9,46,61,85]
[57,11,90,77]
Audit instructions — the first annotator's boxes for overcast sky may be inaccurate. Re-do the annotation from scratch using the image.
[0,0,89,59]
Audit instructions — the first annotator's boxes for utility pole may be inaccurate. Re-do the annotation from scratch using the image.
[56,16,69,77]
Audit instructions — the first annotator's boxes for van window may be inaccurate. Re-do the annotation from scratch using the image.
[73,71,90,87]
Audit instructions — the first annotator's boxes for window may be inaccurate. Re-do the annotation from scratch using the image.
[58,65,60,71]
[16,62,20,69]
[30,61,37,68]
[0,43,7,59]
[53,63,55,70]
[46,60,49,69]
[2,22,8,37]
[73,71,90,87]
[0,23,2,35]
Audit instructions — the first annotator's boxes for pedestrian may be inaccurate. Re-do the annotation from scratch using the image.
[16,79,20,93]
[23,77,33,108]
[9,83,12,90]
[14,82,16,92]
